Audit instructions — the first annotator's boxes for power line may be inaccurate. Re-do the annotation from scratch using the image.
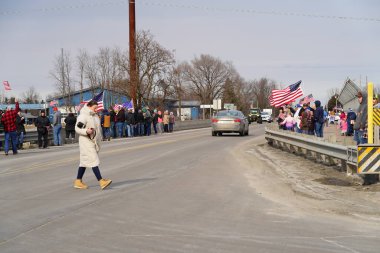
[0,0,379,23]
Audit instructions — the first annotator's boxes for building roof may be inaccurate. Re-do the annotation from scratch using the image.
[0,104,45,111]
[172,100,201,107]
[338,78,360,110]
[47,86,126,101]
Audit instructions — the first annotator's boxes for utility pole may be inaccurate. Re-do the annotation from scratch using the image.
[129,0,137,109]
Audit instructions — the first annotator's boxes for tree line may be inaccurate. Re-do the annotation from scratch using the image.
[47,30,278,114]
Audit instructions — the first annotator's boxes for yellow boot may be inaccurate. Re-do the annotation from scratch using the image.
[74,179,88,189]
[99,178,112,190]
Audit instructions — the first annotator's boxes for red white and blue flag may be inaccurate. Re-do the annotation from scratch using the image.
[80,91,104,112]
[299,94,315,105]
[3,81,12,91]
[269,80,304,108]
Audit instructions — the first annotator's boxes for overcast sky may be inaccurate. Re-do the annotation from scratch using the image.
[1,0,379,104]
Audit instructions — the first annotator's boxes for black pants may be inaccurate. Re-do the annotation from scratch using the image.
[66,130,75,138]
[38,131,48,148]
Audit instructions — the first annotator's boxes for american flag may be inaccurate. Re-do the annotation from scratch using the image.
[299,94,315,105]
[269,80,304,108]
[80,91,104,112]
[3,81,12,91]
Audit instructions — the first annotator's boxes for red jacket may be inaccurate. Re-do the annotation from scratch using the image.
[1,102,20,132]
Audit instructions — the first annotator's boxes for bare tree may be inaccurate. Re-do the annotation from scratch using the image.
[250,78,277,109]
[77,49,89,101]
[183,54,233,104]
[135,30,175,106]
[50,49,74,111]
[21,86,41,104]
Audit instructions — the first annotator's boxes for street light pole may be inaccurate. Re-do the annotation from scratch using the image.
[129,0,137,108]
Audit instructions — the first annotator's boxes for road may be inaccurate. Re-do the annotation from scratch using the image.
[0,124,379,253]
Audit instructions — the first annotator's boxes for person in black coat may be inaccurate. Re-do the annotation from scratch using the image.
[16,111,26,149]
[136,109,145,136]
[64,113,77,143]
[346,108,356,136]
[35,110,51,149]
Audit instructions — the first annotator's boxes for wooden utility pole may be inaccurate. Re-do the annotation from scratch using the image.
[129,0,137,108]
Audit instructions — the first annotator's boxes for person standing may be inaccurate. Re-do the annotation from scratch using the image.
[64,113,77,144]
[35,110,51,149]
[354,91,368,145]
[314,100,325,138]
[163,110,169,133]
[346,108,356,136]
[152,109,158,134]
[100,109,111,141]
[169,112,175,133]
[144,107,152,136]
[115,107,125,138]
[52,107,62,146]
[136,109,144,136]
[109,107,116,139]
[157,110,163,134]
[74,100,112,190]
[16,111,26,149]
[125,108,135,137]
[1,100,20,155]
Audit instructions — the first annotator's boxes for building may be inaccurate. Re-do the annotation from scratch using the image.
[338,78,361,111]
[47,87,131,115]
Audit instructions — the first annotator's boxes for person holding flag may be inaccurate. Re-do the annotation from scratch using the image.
[74,100,112,190]
[1,99,20,155]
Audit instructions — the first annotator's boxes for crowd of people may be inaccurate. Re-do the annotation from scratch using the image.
[99,106,176,141]
[277,100,328,138]
[0,103,177,154]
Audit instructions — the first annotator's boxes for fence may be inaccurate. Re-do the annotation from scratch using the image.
[265,127,358,175]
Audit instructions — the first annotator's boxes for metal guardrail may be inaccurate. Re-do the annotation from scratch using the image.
[265,128,358,174]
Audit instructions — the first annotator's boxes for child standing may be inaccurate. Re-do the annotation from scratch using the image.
[340,117,348,136]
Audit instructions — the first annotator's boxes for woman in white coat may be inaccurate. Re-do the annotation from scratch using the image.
[74,100,112,190]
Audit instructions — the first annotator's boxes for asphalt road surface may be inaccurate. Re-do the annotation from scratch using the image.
[1,124,379,253]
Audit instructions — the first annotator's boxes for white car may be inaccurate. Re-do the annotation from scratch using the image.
[260,112,273,123]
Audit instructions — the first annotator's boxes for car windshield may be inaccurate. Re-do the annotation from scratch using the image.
[217,111,240,117]
[261,112,269,116]
[250,109,259,114]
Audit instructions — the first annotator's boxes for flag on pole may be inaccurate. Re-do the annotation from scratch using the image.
[3,81,12,91]
[269,80,304,108]
[49,100,58,106]
[122,101,134,109]
[299,94,315,105]
[80,91,104,112]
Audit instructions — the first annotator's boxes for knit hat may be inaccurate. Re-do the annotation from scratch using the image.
[6,106,12,111]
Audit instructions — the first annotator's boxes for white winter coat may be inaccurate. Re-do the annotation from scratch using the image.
[75,106,103,168]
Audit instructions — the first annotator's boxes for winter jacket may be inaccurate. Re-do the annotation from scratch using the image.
[163,114,169,125]
[75,105,103,168]
[126,112,136,125]
[280,116,295,128]
[169,115,175,124]
[64,115,77,131]
[354,92,368,130]
[16,115,26,134]
[53,111,62,126]
[35,116,51,133]
[313,100,324,124]
[136,112,144,123]
[1,102,20,132]
[116,109,126,123]
[300,111,309,131]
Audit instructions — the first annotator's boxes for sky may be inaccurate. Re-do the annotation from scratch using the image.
[1,0,380,104]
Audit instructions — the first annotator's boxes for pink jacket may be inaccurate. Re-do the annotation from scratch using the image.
[281,116,295,128]
[340,121,348,131]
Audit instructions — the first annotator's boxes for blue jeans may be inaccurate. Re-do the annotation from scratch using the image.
[315,122,324,137]
[110,122,116,138]
[145,122,152,136]
[125,124,134,137]
[18,132,24,147]
[354,130,367,145]
[137,123,144,136]
[4,131,18,154]
[116,122,124,138]
[53,124,62,145]
[102,127,110,139]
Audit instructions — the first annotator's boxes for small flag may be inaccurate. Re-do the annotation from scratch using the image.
[269,80,304,108]
[49,100,58,106]
[299,94,315,105]
[122,101,134,109]
[3,81,11,91]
